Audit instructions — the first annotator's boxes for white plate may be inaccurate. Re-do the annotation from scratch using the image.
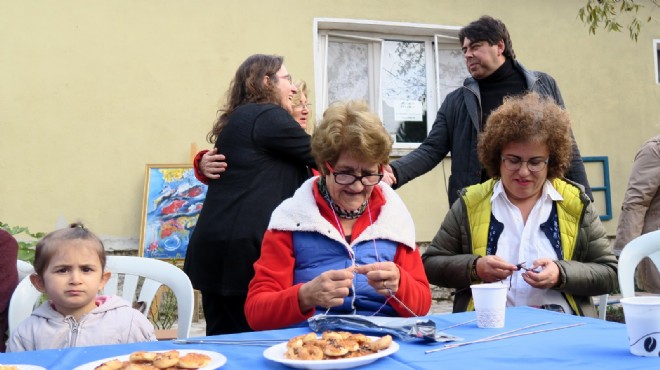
[263,337,399,370]
[72,349,226,370]
[0,366,46,370]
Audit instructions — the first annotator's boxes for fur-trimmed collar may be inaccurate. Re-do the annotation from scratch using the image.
[268,177,416,250]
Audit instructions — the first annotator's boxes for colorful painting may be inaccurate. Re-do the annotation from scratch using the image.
[138,164,207,260]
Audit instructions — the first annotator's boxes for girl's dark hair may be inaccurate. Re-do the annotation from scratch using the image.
[207,54,284,143]
[33,222,106,276]
[458,15,516,60]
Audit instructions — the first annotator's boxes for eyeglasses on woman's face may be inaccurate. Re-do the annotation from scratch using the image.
[275,73,293,83]
[293,103,312,111]
[325,162,383,186]
[501,156,549,172]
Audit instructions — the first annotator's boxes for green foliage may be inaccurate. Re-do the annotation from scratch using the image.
[606,304,625,323]
[0,221,45,262]
[578,0,656,42]
[148,286,178,330]
[147,258,180,330]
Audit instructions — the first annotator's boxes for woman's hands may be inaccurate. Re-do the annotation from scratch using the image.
[355,262,400,295]
[475,255,518,282]
[476,256,560,289]
[297,262,402,313]
[298,268,355,313]
[521,258,560,289]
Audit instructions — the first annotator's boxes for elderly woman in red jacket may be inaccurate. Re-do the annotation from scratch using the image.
[245,100,431,330]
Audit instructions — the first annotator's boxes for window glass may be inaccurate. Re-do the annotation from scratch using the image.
[382,40,427,143]
[437,49,468,104]
[327,41,370,103]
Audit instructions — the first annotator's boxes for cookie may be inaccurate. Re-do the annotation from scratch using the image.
[177,352,212,368]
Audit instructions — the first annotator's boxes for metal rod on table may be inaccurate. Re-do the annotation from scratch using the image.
[425,322,585,354]
[173,338,286,346]
[435,319,478,332]
[443,321,552,348]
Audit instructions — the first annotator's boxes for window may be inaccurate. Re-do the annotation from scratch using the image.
[314,19,469,154]
[655,39,660,84]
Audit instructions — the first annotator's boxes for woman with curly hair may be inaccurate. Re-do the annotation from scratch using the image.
[423,92,617,317]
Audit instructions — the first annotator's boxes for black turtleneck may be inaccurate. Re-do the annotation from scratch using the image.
[477,58,526,182]
[477,58,526,129]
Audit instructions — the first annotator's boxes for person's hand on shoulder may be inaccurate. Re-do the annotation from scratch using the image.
[200,147,227,179]
[381,164,396,186]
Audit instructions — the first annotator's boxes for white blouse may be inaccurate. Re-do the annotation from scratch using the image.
[491,180,573,314]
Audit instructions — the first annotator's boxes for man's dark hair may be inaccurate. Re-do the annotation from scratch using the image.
[458,15,516,60]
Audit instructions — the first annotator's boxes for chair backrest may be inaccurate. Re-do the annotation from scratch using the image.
[8,274,43,334]
[618,230,660,298]
[104,256,194,338]
[596,294,608,320]
[8,255,194,339]
[16,259,34,281]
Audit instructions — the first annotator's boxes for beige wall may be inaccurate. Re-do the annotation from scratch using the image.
[1,0,659,247]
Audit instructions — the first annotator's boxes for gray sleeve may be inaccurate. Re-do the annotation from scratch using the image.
[390,101,452,189]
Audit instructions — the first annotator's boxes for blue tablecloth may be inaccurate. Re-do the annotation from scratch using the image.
[0,307,657,369]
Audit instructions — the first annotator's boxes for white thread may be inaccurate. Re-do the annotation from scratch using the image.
[367,203,418,317]
[327,196,357,315]
[325,189,418,318]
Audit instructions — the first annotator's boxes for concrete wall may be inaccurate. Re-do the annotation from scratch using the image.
[1,0,659,250]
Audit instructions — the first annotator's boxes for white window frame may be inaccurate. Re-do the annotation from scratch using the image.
[313,18,462,155]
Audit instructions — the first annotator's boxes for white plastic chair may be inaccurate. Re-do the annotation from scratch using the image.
[16,259,34,282]
[9,255,195,339]
[596,294,608,320]
[618,230,660,298]
[8,273,43,334]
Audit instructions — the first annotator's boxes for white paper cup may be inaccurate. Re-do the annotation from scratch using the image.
[620,296,660,357]
[471,282,508,328]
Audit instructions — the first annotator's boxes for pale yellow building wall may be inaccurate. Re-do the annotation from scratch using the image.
[1,0,658,245]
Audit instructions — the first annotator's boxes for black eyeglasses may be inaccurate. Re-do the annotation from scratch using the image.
[501,156,549,172]
[325,162,383,186]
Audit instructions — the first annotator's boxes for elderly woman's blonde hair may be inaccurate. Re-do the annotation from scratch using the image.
[290,80,307,108]
[312,100,392,175]
[478,92,572,180]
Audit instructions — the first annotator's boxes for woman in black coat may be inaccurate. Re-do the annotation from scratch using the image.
[183,54,315,335]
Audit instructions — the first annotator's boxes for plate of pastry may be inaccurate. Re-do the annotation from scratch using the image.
[72,349,226,369]
[263,331,398,369]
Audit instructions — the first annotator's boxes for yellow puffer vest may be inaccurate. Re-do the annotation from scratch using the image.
[463,178,586,315]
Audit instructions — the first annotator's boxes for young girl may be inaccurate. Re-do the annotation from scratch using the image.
[7,223,156,352]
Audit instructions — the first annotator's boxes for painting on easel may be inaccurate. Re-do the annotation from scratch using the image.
[138,164,207,263]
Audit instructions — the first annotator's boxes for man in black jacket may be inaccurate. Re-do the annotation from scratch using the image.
[384,15,592,205]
